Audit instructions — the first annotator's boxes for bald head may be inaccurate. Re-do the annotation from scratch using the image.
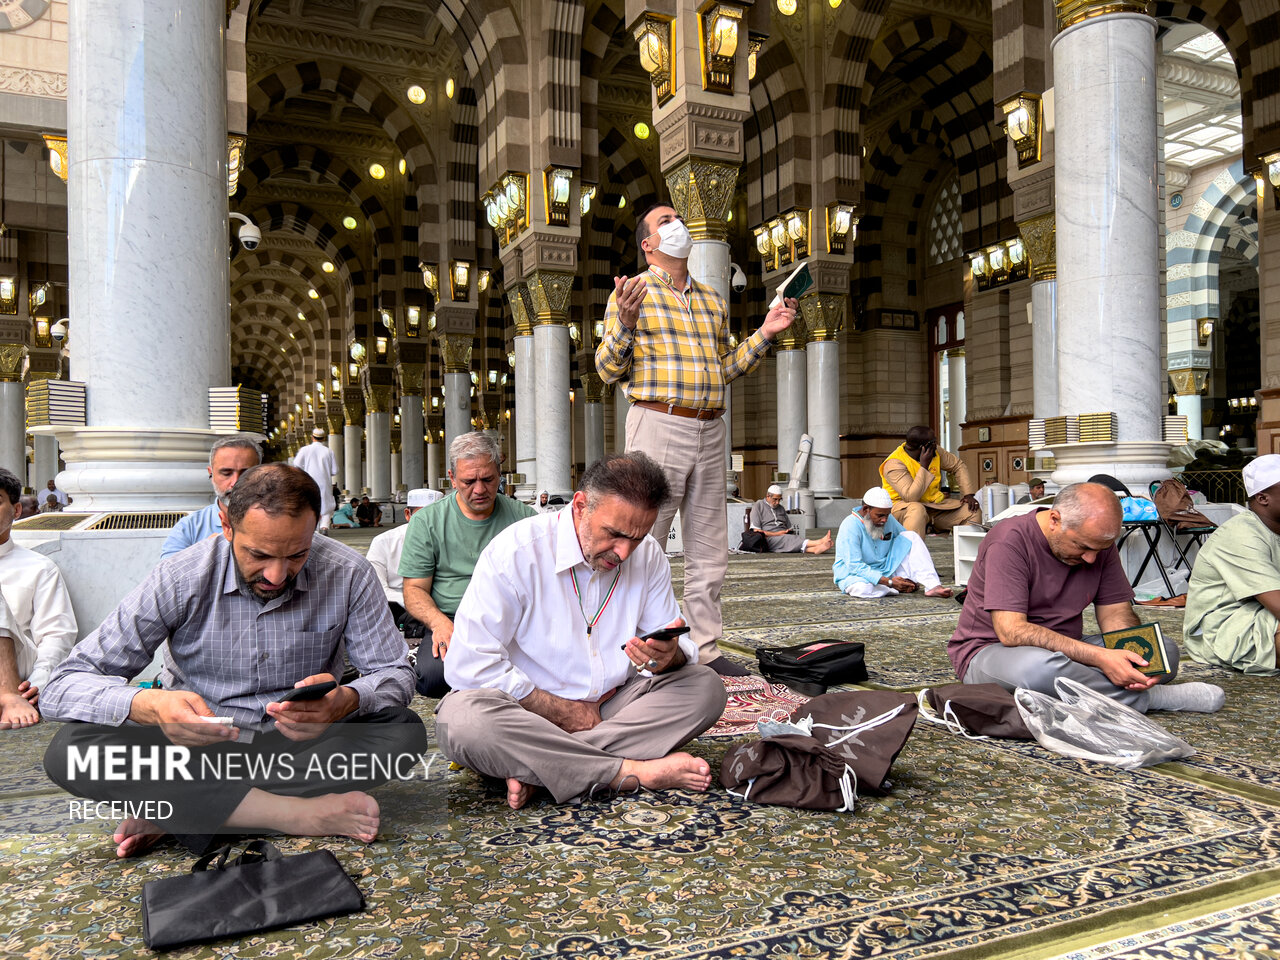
[1054,483,1122,535]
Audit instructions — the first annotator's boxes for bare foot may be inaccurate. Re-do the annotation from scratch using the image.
[291,792,380,843]
[616,753,713,793]
[506,778,537,810]
[805,532,834,554]
[0,692,39,729]
[113,818,167,858]
[925,585,953,598]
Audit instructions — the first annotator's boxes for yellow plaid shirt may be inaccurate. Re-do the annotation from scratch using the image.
[595,265,772,411]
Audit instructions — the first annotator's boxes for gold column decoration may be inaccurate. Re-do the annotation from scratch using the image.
[1017,213,1057,281]
[801,293,846,343]
[580,370,605,403]
[507,283,533,336]
[397,362,425,396]
[326,413,343,434]
[1168,369,1208,397]
[364,383,395,414]
[43,135,68,183]
[436,332,474,373]
[342,394,365,426]
[664,158,738,242]
[773,309,807,351]
[0,343,26,381]
[1056,0,1149,30]
[527,270,575,325]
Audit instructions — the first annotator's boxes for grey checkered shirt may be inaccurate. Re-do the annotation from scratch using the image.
[41,534,413,727]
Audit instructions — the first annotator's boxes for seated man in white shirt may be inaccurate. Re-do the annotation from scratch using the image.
[367,487,442,610]
[438,451,728,810]
[0,467,78,728]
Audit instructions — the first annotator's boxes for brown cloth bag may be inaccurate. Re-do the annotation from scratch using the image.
[1152,478,1215,531]
[719,690,918,811]
[920,682,1032,740]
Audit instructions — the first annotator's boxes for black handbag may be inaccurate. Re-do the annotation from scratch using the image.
[141,840,365,950]
[756,639,868,696]
[739,529,767,552]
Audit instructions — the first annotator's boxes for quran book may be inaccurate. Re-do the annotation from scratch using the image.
[1100,622,1172,676]
[768,261,812,309]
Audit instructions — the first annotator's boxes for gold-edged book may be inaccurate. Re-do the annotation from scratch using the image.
[1100,622,1173,676]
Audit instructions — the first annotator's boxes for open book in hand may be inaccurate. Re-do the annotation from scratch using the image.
[1100,622,1174,676]
[768,261,813,310]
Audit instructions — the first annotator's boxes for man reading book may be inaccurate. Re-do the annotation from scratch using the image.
[947,482,1223,713]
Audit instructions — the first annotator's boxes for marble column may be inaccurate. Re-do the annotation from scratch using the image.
[946,348,967,454]
[437,332,474,451]
[1019,213,1059,421]
[802,295,846,498]
[1050,4,1169,484]
[0,345,26,478]
[33,434,59,489]
[510,292,537,497]
[581,371,605,470]
[326,415,345,487]
[425,437,441,488]
[366,411,391,501]
[686,205,734,492]
[400,395,424,489]
[527,271,574,497]
[390,443,402,493]
[775,343,807,482]
[52,0,227,509]
[342,394,364,496]
[613,383,630,452]
[1171,369,1208,441]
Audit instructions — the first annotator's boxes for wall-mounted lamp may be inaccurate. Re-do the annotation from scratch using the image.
[970,252,989,283]
[450,259,472,301]
[1264,152,1280,211]
[349,340,366,362]
[419,262,439,296]
[594,320,605,340]
[507,351,516,368]
[226,134,247,196]
[28,281,49,315]
[1198,318,1215,346]
[580,185,596,217]
[483,172,530,247]
[375,336,388,358]
[634,14,674,105]
[0,277,16,315]
[569,324,580,342]
[1001,93,1042,169]
[406,305,420,337]
[380,309,393,330]
[747,37,762,80]
[699,2,743,94]
[348,361,359,379]
[825,202,858,254]
[43,134,68,183]
[544,167,574,226]
[477,269,490,292]
[33,317,51,347]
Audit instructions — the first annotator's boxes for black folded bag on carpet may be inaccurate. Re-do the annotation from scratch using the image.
[141,840,364,950]
[756,639,867,696]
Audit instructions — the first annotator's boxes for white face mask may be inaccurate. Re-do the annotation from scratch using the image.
[651,218,693,260]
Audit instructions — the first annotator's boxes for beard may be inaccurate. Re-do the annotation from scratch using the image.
[233,559,296,604]
[860,514,886,541]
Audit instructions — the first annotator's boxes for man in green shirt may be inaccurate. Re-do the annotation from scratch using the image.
[399,432,535,696]
[1185,455,1280,674]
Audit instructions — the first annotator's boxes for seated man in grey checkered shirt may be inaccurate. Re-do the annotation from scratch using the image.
[40,463,425,858]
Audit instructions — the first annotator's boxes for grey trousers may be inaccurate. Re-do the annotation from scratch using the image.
[763,532,805,553]
[963,633,1180,713]
[436,664,727,802]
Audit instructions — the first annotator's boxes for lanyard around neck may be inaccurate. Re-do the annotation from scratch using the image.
[569,565,622,637]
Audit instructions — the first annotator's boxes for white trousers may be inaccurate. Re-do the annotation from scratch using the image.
[842,531,943,598]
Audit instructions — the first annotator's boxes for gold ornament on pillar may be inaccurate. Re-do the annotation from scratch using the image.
[397,362,425,397]
[436,331,474,373]
[342,394,365,426]
[326,413,343,434]
[365,384,395,414]
[801,293,846,342]
[664,158,738,242]
[1169,369,1208,397]
[580,370,605,403]
[0,342,26,382]
[507,282,533,336]
[1017,213,1057,282]
[527,270,575,325]
[1055,0,1149,30]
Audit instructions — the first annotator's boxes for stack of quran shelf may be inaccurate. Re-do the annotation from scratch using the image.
[1162,416,1189,444]
[1027,419,1047,450]
[25,379,85,427]
[1077,412,1116,443]
[1043,416,1069,447]
[208,386,265,433]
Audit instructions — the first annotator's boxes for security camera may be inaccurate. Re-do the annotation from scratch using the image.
[730,262,747,293]
[51,319,67,342]
[229,212,261,251]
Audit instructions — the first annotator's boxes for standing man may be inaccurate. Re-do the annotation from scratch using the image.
[400,433,535,697]
[160,435,262,558]
[45,478,68,508]
[596,202,797,676]
[293,426,339,533]
[0,467,77,727]
[880,425,981,537]
[749,484,833,554]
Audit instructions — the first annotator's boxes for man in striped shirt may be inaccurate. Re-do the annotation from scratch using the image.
[596,202,797,675]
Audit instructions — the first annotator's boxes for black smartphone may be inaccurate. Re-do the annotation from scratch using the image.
[277,680,337,702]
[639,625,692,644]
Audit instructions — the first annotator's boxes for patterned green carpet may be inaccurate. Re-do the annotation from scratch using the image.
[5,536,1280,959]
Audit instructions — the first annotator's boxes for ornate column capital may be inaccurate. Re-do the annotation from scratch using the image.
[580,370,605,403]
[342,389,366,425]
[1057,0,1150,30]
[0,343,27,382]
[364,383,396,414]
[436,332,474,373]
[397,362,425,396]
[507,282,533,336]
[664,157,738,242]
[1168,368,1208,397]
[1018,213,1057,281]
[801,293,846,343]
[325,412,343,434]
[527,270,575,326]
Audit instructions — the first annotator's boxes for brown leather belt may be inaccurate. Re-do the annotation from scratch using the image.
[633,400,724,421]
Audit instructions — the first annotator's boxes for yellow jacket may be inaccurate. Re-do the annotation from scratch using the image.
[879,443,974,505]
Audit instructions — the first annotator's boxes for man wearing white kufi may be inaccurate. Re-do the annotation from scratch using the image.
[292,427,340,532]
[833,487,952,598]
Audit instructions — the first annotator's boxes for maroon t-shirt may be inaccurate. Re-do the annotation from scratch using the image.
[948,509,1134,678]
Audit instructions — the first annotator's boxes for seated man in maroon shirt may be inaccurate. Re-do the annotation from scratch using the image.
[948,482,1223,713]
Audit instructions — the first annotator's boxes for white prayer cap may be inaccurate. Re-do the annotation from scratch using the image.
[862,487,893,509]
[767,484,783,496]
[1244,455,1280,497]
[407,488,442,507]
[311,427,327,439]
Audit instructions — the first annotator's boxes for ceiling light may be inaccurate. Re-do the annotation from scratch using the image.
[342,215,358,230]
[407,85,426,104]
[446,78,455,98]
[307,288,319,299]
[321,261,335,273]
[369,163,386,180]
[634,121,650,140]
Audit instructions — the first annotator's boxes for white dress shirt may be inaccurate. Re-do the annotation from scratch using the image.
[446,506,692,701]
[0,538,78,691]
[292,441,339,516]
[367,523,410,604]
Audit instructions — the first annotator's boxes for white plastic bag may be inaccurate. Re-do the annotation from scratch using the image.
[1014,677,1194,770]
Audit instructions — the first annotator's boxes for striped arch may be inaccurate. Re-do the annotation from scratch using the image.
[444,84,479,261]
[862,16,1011,251]
[232,251,343,327]
[819,0,891,197]
[230,284,323,355]
[232,342,297,410]
[582,159,642,332]
[235,316,321,395]
[579,0,626,184]
[745,40,813,226]
[597,126,658,213]
[538,0,586,161]
[1225,216,1258,265]
[1166,159,1256,325]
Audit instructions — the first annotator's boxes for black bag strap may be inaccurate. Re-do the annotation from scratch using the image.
[192,844,236,873]
[191,840,284,873]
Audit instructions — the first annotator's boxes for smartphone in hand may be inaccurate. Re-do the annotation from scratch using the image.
[639,625,692,645]
[277,680,338,702]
